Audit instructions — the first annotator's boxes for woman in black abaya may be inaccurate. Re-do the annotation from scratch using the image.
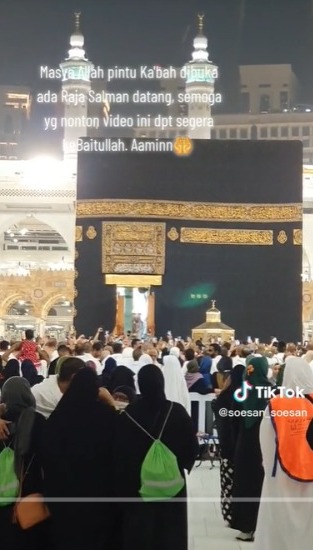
[211,364,245,524]
[41,367,116,550]
[114,364,199,550]
[231,356,271,542]
[0,377,48,550]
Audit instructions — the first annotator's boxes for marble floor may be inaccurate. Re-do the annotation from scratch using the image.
[187,462,255,550]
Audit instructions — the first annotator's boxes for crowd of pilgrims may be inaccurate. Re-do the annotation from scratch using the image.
[1,331,313,549]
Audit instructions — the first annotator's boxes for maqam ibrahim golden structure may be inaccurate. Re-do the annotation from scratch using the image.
[192,301,235,343]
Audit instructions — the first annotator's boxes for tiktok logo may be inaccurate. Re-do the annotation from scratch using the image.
[233,381,253,402]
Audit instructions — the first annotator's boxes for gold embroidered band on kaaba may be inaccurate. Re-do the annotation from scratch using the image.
[105,275,162,286]
[180,228,274,245]
[102,222,165,275]
[77,200,302,223]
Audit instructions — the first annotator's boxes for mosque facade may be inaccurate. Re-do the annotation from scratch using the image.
[0,14,311,339]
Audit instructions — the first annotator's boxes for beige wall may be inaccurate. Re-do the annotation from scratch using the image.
[239,64,299,114]
[0,270,74,318]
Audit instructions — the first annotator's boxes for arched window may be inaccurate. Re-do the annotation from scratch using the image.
[7,301,33,316]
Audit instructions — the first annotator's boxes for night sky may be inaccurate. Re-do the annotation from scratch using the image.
[0,0,311,92]
[1,0,313,155]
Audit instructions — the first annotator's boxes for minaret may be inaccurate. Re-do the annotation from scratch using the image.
[184,14,218,139]
[60,12,94,161]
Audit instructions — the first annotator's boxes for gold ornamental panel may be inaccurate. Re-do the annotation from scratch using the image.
[277,230,288,244]
[180,228,273,245]
[293,229,302,245]
[75,226,83,242]
[86,226,97,239]
[105,274,162,286]
[167,227,179,241]
[102,222,165,274]
[303,281,313,323]
[77,199,302,223]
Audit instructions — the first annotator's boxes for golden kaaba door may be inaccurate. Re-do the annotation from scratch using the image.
[102,221,163,337]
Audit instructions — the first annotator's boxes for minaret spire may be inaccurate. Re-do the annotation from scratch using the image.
[198,14,204,35]
[74,11,81,32]
[183,12,218,139]
[60,13,94,160]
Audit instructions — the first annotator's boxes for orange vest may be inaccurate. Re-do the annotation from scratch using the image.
[270,395,313,482]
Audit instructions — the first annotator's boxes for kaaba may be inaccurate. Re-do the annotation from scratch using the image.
[75,139,302,342]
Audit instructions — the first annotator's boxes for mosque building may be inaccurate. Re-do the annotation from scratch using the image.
[0,13,311,339]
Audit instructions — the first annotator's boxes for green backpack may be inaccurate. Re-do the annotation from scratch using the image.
[125,402,185,501]
[0,443,19,507]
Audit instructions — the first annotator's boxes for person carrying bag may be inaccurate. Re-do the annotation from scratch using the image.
[0,439,19,507]
[13,455,50,530]
[0,377,50,548]
[124,402,185,501]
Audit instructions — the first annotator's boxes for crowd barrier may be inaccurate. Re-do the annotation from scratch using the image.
[189,392,216,433]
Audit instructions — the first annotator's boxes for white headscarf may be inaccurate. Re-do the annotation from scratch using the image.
[122,347,133,358]
[169,346,180,358]
[303,351,313,367]
[283,357,313,395]
[118,347,134,368]
[162,355,190,414]
[138,354,152,368]
[133,354,152,394]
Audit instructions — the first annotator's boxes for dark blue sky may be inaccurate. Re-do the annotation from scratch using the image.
[0,0,311,95]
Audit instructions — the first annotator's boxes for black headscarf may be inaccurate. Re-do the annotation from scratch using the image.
[53,366,99,414]
[228,364,245,393]
[212,364,245,411]
[0,359,20,388]
[44,367,111,461]
[21,359,43,387]
[112,385,137,404]
[1,376,36,475]
[107,365,135,393]
[100,357,117,387]
[217,356,233,373]
[103,357,117,374]
[138,364,166,406]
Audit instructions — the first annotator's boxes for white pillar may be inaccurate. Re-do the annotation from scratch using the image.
[0,319,5,339]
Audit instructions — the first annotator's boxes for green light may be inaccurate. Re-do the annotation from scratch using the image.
[176,283,216,308]
[186,75,215,84]
[62,66,90,81]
